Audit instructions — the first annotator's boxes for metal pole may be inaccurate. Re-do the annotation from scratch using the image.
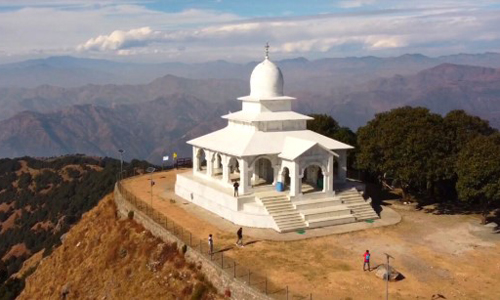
[386,256,389,300]
[265,277,267,295]
[150,171,153,208]
[286,286,289,300]
[118,149,124,181]
[384,253,394,300]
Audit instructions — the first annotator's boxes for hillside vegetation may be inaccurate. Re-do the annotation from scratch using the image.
[0,155,155,299]
[18,195,221,300]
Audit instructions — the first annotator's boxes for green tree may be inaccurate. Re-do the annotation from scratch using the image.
[357,107,451,200]
[444,110,496,155]
[456,134,500,222]
[307,114,358,168]
[307,114,340,138]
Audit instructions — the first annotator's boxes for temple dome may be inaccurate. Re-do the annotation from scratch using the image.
[250,58,284,98]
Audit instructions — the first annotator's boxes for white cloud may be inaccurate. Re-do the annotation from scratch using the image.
[0,1,499,63]
[77,27,160,51]
[338,0,375,8]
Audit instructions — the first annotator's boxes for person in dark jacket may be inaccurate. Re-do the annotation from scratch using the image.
[233,181,240,197]
[236,227,243,247]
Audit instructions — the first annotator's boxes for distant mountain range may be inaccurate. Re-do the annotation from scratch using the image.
[0,75,247,121]
[0,95,238,162]
[1,53,500,162]
[2,53,500,88]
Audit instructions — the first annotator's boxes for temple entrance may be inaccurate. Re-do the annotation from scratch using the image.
[282,167,291,190]
[197,149,207,172]
[302,164,324,193]
[253,157,273,186]
[333,159,339,178]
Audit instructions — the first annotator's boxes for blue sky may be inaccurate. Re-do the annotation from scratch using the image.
[0,0,499,63]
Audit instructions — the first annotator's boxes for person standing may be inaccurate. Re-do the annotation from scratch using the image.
[208,234,214,255]
[233,181,240,197]
[236,227,243,247]
[363,250,371,271]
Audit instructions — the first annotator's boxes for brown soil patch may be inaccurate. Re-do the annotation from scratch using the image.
[0,209,21,234]
[123,169,500,300]
[0,201,13,212]
[31,220,54,231]
[2,243,30,261]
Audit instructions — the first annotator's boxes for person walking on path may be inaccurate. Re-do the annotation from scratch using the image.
[233,181,240,197]
[236,227,243,247]
[208,234,214,255]
[363,250,371,271]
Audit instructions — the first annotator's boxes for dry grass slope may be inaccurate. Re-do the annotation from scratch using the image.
[18,194,223,300]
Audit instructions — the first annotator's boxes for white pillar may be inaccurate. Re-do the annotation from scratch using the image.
[193,147,200,175]
[206,150,214,177]
[221,155,231,184]
[272,165,279,185]
[338,150,347,183]
[325,156,334,192]
[290,162,301,197]
[238,158,250,194]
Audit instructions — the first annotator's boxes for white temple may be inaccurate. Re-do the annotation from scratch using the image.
[175,47,378,232]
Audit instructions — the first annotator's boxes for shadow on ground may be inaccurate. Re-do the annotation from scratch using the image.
[364,183,401,216]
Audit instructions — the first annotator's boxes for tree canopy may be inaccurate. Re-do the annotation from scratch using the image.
[357,107,499,208]
[357,107,453,199]
[456,134,500,216]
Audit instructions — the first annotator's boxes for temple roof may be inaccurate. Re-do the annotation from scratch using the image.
[187,127,353,157]
[222,111,313,122]
[278,137,336,160]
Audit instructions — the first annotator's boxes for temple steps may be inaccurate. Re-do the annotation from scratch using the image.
[293,198,343,210]
[300,206,352,221]
[307,215,356,228]
[258,188,379,232]
[337,188,379,222]
[259,194,307,232]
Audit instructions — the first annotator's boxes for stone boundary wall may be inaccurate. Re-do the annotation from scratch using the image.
[113,184,272,300]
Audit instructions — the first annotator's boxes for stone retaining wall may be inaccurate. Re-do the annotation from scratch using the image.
[114,184,271,300]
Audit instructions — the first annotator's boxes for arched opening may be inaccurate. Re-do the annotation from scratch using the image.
[212,153,222,176]
[301,164,324,194]
[333,159,339,178]
[281,167,291,190]
[228,157,240,182]
[196,149,207,172]
[252,157,274,186]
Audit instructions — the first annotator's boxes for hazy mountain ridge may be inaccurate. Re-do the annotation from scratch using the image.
[0,95,238,162]
[1,61,500,161]
[2,53,500,89]
[330,63,500,129]
[0,75,247,121]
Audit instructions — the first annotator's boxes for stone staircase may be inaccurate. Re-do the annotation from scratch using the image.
[259,194,307,232]
[338,188,379,221]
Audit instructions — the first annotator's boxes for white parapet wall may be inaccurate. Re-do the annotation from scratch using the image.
[175,173,277,229]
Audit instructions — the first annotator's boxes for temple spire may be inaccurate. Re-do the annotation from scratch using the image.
[265,42,270,59]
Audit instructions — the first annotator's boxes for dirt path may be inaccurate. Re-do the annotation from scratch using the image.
[123,170,500,300]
